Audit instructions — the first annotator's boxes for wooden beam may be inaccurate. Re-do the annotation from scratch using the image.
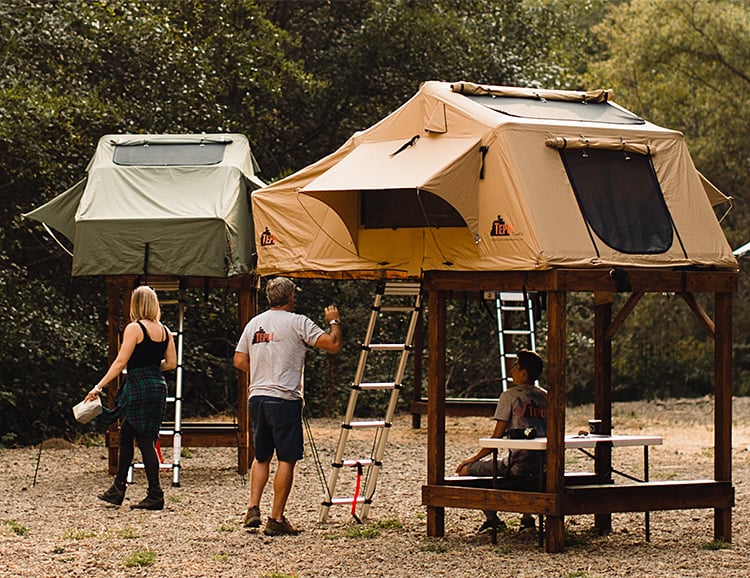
[594,292,613,534]
[426,289,447,537]
[714,292,733,542]
[679,292,715,337]
[422,485,559,515]
[606,291,643,340]
[545,290,566,552]
[561,481,734,514]
[422,269,737,294]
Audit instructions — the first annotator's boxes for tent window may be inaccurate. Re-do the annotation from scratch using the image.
[361,189,466,229]
[467,95,644,125]
[560,148,673,254]
[113,142,228,166]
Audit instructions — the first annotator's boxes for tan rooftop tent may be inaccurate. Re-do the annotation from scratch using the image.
[24,133,264,277]
[250,82,738,552]
[252,81,736,277]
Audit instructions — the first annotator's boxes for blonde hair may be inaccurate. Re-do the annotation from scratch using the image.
[130,286,161,322]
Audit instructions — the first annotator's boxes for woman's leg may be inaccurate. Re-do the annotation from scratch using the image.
[116,420,136,485]
[136,434,161,492]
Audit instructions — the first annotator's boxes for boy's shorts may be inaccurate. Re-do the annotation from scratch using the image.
[249,396,303,462]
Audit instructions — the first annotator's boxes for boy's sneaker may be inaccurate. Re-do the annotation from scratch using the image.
[263,516,301,536]
[477,518,506,534]
[243,505,261,528]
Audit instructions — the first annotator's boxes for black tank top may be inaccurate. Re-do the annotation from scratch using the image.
[128,321,168,370]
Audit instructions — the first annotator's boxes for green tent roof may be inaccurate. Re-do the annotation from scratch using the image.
[24,134,264,277]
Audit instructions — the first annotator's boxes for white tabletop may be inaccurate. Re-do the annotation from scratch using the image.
[479,434,663,451]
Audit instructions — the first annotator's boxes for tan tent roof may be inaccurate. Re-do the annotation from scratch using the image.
[252,81,737,278]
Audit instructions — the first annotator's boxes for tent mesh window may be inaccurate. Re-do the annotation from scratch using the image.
[560,148,674,254]
[361,189,466,229]
[466,95,645,125]
[113,142,228,166]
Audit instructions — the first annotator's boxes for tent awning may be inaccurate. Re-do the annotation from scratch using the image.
[300,135,483,244]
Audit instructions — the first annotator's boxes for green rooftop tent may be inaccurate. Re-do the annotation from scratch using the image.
[24,133,264,277]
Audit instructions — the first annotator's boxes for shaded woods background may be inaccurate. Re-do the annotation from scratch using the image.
[2,0,749,445]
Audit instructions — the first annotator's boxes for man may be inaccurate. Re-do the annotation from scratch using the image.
[234,277,341,536]
[456,349,547,533]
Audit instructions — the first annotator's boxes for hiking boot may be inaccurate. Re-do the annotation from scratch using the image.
[243,505,261,528]
[98,481,126,506]
[477,518,506,534]
[131,488,164,511]
[263,516,301,536]
[519,515,536,530]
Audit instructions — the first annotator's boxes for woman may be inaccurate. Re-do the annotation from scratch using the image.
[85,285,176,510]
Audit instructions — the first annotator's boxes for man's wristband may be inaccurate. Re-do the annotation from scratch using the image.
[329,319,340,326]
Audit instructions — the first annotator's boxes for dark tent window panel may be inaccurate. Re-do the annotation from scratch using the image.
[361,189,466,229]
[560,149,674,254]
[467,95,645,125]
[113,142,229,166]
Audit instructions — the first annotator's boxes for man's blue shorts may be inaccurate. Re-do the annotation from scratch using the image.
[249,396,304,463]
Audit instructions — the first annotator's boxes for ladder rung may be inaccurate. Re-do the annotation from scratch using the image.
[166,396,177,403]
[357,382,398,390]
[502,329,532,335]
[132,463,175,470]
[342,459,374,467]
[500,305,526,312]
[379,305,416,313]
[348,420,387,429]
[367,343,406,351]
[159,299,180,305]
[330,496,367,505]
[383,282,421,296]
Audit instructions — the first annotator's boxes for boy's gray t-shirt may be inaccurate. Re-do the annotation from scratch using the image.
[236,309,325,401]
[493,382,548,475]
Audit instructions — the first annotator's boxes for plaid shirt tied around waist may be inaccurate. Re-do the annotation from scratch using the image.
[99,365,167,440]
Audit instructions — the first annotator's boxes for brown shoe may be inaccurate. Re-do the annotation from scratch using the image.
[263,516,301,536]
[243,505,261,528]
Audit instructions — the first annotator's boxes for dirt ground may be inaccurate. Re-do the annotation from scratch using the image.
[2,397,750,578]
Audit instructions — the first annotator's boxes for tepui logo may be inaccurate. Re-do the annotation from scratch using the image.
[252,327,273,344]
[260,227,276,246]
[490,215,515,237]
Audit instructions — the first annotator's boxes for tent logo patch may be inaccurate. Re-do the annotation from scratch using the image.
[490,215,515,237]
[252,327,273,344]
[260,227,276,246]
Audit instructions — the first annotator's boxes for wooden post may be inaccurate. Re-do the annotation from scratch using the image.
[106,277,122,475]
[426,289,447,537]
[236,276,255,474]
[545,290,566,552]
[594,291,613,535]
[714,291,732,542]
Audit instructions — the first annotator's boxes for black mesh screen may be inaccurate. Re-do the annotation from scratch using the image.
[361,189,466,229]
[113,142,228,166]
[560,148,673,254]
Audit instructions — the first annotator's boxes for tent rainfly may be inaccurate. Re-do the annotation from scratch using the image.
[251,81,736,277]
[24,133,264,277]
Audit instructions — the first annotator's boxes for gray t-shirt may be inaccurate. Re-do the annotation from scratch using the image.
[493,382,548,475]
[235,309,326,401]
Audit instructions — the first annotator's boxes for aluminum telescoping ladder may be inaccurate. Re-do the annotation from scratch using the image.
[319,281,422,522]
[128,280,184,487]
[494,291,537,391]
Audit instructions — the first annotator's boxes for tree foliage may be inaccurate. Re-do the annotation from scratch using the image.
[0,0,745,444]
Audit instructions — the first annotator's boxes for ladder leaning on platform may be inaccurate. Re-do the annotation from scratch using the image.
[128,280,184,487]
[319,281,423,522]
[493,291,537,391]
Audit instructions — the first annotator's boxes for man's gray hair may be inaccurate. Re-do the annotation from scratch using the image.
[266,277,296,307]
